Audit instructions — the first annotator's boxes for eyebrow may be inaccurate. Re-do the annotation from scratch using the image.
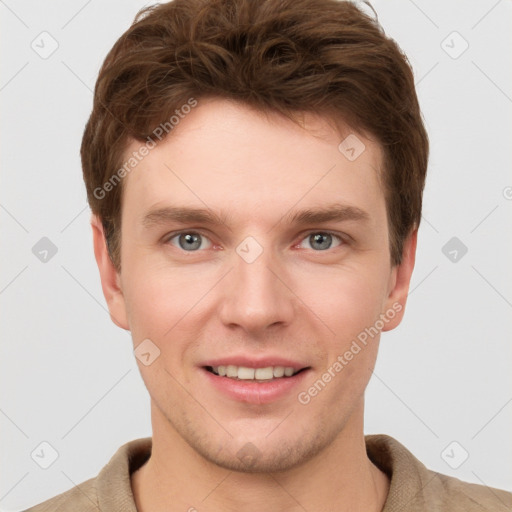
[141,203,370,230]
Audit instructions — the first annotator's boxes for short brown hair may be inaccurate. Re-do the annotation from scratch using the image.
[81,0,429,271]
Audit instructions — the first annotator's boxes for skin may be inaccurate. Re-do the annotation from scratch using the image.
[92,97,417,511]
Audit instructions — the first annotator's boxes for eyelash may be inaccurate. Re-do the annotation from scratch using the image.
[162,229,347,253]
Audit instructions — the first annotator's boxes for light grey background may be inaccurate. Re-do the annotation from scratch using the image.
[1,0,511,510]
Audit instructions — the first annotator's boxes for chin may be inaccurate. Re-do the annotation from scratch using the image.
[181,423,335,474]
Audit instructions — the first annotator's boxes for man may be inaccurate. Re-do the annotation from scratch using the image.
[24,0,512,510]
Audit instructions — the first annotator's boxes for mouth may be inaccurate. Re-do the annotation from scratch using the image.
[204,365,309,381]
[200,362,312,404]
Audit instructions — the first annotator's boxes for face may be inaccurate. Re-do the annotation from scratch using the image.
[93,97,416,473]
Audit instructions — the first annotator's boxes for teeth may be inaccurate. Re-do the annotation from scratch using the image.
[210,365,300,380]
[273,366,285,378]
[238,367,255,379]
[255,367,273,380]
[226,365,238,377]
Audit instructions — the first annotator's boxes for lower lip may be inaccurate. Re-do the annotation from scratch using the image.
[201,367,311,405]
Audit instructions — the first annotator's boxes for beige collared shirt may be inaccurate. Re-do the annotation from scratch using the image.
[23,435,512,511]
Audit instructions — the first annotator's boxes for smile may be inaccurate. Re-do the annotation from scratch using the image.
[205,365,306,381]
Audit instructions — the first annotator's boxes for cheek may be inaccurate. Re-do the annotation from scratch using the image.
[301,271,385,410]
[295,264,388,343]
[123,261,219,364]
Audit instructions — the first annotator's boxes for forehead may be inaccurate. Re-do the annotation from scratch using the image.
[120,98,385,229]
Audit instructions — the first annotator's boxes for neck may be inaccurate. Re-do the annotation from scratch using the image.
[131,401,389,512]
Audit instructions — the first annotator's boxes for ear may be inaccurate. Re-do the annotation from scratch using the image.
[381,228,417,331]
[91,214,130,330]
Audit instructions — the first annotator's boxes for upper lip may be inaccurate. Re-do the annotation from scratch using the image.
[201,356,310,371]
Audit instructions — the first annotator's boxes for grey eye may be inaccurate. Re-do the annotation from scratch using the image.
[168,232,211,251]
[180,233,201,250]
[300,232,342,251]
[310,233,332,250]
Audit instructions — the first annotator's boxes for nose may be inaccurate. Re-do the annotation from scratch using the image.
[217,239,295,335]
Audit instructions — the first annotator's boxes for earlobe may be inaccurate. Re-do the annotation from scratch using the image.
[90,214,130,331]
[381,228,418,332]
